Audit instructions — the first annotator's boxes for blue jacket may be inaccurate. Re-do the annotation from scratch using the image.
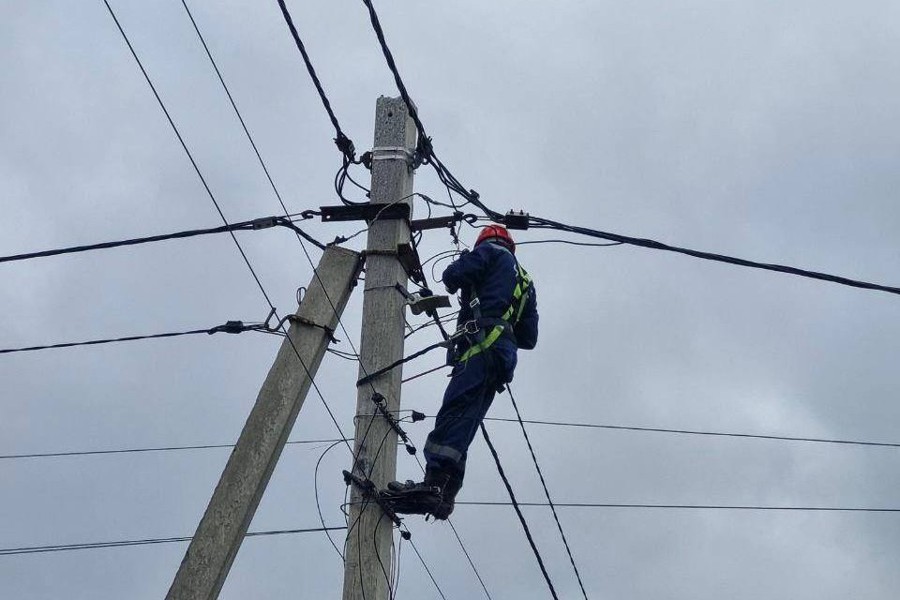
[442,242,539,351]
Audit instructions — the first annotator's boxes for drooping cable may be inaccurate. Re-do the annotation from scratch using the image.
[506,386,589,599]
[480,423,560,599]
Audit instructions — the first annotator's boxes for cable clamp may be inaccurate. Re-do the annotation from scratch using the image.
[207,320,252,335]
[370,146,415,164]
[342,470,402,526]
[286,315,339,344]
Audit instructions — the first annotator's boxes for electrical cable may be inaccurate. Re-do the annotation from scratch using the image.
[457,502,900,513]
[103,0,354,465]
[408,537,449,600]
[275,0,358,162]
[0,438,346,461]
[526,214,900,298]
[0,215,318,265]
[0,526,347,556]
[516,239,624,248]
[479,417,900,450]
[0,320,265,356]
[314,440,350,561]
[479,423,560,599]
[505,386,588,599]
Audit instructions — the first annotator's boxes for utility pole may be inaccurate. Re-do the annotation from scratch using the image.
[342,96,417,600]
[167,246,362,600]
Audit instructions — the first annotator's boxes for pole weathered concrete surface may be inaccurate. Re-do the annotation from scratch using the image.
[167,246,362,600]
[342,97,417,600]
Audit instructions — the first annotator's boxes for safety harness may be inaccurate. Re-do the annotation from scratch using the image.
[456,262,532,363]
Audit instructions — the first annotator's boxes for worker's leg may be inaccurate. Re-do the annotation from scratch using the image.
[423,352,493,479]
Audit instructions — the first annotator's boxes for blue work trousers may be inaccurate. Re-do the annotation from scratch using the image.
[423,340,517,485]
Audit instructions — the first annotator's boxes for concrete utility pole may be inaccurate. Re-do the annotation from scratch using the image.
[167,246,362,600]
[342,97,417,600]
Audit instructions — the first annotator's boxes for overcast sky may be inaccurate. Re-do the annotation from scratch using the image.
[3,1,900,598]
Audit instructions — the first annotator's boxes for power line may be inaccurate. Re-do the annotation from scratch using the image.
[480,423,560,600]
[0,215,319,265]
[458,501,900,513]
[0,320,266,356]
[505,386,589,599]
[275,0,358,162]
[101,0,278,308]
[415,413,900,450]
[479,416,900,450]
[0,526,347,556]
[103,0,354,456]
[358,0,499,218]
[0,438,347,461]
[526,214,900,298]
[516,239,624,248]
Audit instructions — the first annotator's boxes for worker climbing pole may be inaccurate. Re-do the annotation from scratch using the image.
[380,224,539,519]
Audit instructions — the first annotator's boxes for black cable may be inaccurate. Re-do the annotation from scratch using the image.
[359,0,501,219]
[457,501,900,513]
[314,441,351,561]
[408,537,449,600]
[516,239,624,248]
[506,386,588,599]
[275,0,357,161]
[180,0,330,255]
[0,216,317,265]
[0,320,263,355]
[103,0,353,462]
[101,0,278,309]
[480,423,560,600]
[0,438,346,461]
[0,526,347,556]
[479,417,900,450]
[527,214,900,298]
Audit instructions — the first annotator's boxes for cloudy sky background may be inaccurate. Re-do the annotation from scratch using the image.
[2,1,900,598]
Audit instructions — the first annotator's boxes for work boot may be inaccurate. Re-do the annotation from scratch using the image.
[384,469,451,517]
[431,477,462,521]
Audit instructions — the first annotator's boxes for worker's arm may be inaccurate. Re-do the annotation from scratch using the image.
[514,286,539,350]
[442,246,491,295]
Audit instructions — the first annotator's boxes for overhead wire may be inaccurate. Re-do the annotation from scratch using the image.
[0,320,269,356]
[458,501,900,513]
[103,0,355,465]
[505,385,589,599]
[0,526,347,556]
[0,438,346,461]
[480,423,560,599]
[525,214,900,298]
[0,215,321,265]
[275,0,359,163]
[479,416,900,450]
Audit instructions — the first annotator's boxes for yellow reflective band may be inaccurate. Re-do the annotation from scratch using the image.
[458,325,505,362]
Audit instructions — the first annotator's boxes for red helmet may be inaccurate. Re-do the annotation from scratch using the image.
[475,224,515,253]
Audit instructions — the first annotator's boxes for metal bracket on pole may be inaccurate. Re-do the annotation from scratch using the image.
[319,203,411,224]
